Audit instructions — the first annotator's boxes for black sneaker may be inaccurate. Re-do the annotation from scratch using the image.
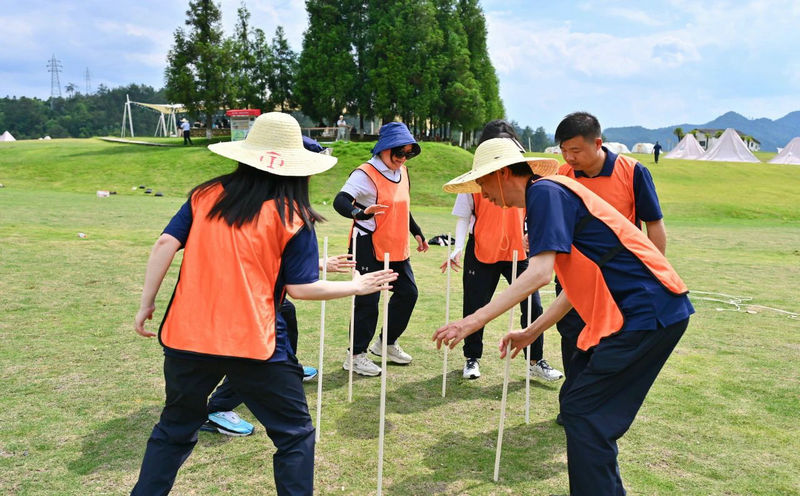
[555,413,564,426]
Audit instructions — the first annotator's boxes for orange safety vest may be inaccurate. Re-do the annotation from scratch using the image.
[540,175,688,351]
[558,153,639,224]
[159,183,305,360]
[471,193,526,264]
[354,163,410,261]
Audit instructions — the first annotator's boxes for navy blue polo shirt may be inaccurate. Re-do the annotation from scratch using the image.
[572,147,663,225]
[162,200,319,362]
[526,179,693,332]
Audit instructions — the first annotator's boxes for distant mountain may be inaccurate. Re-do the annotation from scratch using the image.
[604,111,800,152]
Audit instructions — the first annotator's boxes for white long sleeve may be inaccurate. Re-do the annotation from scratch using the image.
[450,214,471,261]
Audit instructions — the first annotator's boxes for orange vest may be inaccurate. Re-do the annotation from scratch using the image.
[355,163,410,261]
[159,183,305,360]
[540,175,688,351]
[471,193,526,264]
[558,153,639,224]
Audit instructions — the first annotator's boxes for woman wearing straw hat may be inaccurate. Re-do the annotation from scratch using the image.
[130,112,397,496]
[433,137,692,495]
[333,121,428,376]
[442,120,563,382]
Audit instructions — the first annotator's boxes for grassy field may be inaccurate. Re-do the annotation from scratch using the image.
[1,138,799,495]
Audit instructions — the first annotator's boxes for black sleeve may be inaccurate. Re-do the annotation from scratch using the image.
[409,212,424,241]
[333,191,373,220]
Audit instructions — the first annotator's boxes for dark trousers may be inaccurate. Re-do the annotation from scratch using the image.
[555,280,583,374]
[350,233,418,354]
[559,318,689,496]
[208,300,298,413]
[462,236,544,360]
[182,130,193,145]
[131,355,314,496]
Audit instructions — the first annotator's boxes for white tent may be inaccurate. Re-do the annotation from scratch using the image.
[699,128,759,162]
[632,142,654,154]
[120,94,186,138]
[0,130,15,142]
[544,146,561,154]
[604,142,630,154]
[768,137,800,165]
[665,133,705,159]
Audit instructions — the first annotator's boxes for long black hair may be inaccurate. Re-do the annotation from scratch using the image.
[189,163,325,229]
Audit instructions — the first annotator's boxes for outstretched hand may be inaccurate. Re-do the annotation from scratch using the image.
[364,204,389,216]
[325,253,355,273]
[499,327,543,359]
[432,314,482,350]
[353,268,397,295]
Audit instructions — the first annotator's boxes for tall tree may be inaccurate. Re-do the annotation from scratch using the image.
[458,0,503,121]
[229,2,261,109]
[165,0,233,138]
[295,0,357,125]
[267,27,297,112]
[531,126,550,152]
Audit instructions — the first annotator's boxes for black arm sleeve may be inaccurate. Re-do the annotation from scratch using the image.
[333,191,373,220]
[409,212,424,241]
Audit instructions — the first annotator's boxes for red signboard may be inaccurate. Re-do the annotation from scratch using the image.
[226,109,262,117]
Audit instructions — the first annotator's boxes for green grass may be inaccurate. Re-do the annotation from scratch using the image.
[1,138,799,495]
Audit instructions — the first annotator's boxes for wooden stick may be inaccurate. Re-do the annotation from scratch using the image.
[347,232,357,403]
[525,294,532,424]
[442,232,452,398]
[377,253,390,496]
[315,237,328,442]
[494,250,518,482]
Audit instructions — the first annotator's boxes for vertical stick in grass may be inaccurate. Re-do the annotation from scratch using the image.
[377,252,390,496]
[315,237,328,442]
[347,232,358,403]
[442,232,452,398]
[525,294,532,424]
[494,249,518,482]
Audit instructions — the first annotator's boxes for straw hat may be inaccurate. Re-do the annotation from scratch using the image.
[181,118,188,123]
[208,112,337,176]
[443,138,559,193]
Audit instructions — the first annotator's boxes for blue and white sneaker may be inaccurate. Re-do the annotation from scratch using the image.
[207,411,254,437]
[302,365,318,382]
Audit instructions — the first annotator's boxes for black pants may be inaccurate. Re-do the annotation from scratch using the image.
[182,130,193,145]
[560,318,689,495]
[207,300,298,413]
[131,355,314,496]
[462,236,544,360]
[350,233,418,354]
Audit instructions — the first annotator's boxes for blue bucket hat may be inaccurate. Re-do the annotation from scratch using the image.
[371,122,421,157]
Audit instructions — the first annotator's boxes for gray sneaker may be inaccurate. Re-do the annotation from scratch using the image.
[463,358,481,379]
[369,339,412,364]
[529,359,564,382]
[343,352,382,376]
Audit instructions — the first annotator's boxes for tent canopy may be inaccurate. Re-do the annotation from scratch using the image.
[131,102,186,114]
[768,137,800,165]
[544,146,561,154]
[0,130,15,142]
[604,142,630,154]
[699,128,759,162]
[665,133,705,160]
[632,142,654,154]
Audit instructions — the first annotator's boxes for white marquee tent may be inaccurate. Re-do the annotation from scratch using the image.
[698,128,759,163]
[665,133,705,160]
[0,130,15,142]
[544,146,561,154]
[632,142,654,154]
[604,142,630,154]
[121,94,186,138]
[768,137,800,165]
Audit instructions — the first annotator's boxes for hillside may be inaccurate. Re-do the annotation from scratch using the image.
[605,111,800,152]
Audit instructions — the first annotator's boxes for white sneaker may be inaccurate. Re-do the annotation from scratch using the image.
[369,339,412,364]
[463,358,481,379]
[529,359,564,382]
[343,352,382,376]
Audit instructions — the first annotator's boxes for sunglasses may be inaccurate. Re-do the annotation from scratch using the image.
[391,147,417,159]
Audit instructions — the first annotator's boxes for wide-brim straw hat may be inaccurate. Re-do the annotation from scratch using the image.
[180,118,188,123]
[443,138,560,194]
[208,112,337,176]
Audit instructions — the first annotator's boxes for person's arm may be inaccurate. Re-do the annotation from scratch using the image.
[409,212,428,252]
[432,251,556,349]
[134,234,182,337]
[439,214,469,273]
[333,191,386,220]
[644,219,667,255]
[286,269,397,300]
[320,254,355,273]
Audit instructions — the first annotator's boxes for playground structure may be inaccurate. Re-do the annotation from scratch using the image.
[120,94,186,138]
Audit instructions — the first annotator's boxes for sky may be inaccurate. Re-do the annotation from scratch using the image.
[2,0,799,133]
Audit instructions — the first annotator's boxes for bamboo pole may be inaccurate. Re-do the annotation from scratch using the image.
[315,237,328,441]
[442,232,452,397]
[494,250,518,482]
[377,253,390,496]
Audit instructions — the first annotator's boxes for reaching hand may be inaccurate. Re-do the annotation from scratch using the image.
[325,253,355,273]
[499,327,543,359]
[134,305,156,338]
[364,204,389,216]
[353,268,397,295]
[432,314,483,350]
